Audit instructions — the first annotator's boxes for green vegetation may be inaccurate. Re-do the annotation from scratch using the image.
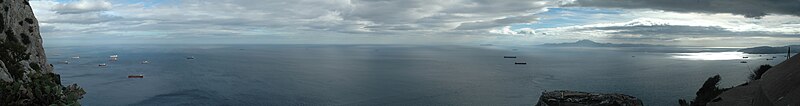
[0,73,85,105]
[1,38,85,105]
[679,75,731,106]
[680,65,774,106]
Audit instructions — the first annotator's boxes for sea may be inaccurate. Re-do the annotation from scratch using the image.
[44,44,790,105]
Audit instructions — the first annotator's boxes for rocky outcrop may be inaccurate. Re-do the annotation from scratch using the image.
[535,90,643,106]
[706,54,800,106]
[0,0,84,105]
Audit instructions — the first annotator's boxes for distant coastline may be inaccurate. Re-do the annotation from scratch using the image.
[540,39,668,47]
[737,45,799,54]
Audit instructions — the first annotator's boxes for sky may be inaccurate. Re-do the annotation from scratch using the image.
[29,0,800,47]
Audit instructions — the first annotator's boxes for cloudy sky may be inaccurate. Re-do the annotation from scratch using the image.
[30,0,800,46]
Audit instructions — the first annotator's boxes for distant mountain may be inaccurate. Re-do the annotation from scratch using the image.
[737,45,800,54]
[541,39,667,47]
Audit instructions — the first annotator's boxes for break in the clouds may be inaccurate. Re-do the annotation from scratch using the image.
[29,0,800,46]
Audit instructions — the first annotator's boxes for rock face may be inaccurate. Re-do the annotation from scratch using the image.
[707,54,800,106]
[535,90,644,106]
[0,0,84,105]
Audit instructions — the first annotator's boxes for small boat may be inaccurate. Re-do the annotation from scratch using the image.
[71,56,80,59]
[503,56,517,58]
[61,61,70,64]
[186,56,195,59]
[141,61,150,64]
[740,61,747,63]
[110,55,119,58]
[128,74,144,78]
[98,63,107,67]
[743,56,749,58]
[773,56,777,58]
[109,57,118,61]
[514,62,527,65]
[766,58,774,60]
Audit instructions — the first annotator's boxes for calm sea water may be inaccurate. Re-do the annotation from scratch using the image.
[45,44,787,105]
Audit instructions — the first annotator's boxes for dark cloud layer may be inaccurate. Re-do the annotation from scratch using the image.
[571,0,800,18]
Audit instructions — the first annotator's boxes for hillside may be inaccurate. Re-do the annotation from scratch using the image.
[706,54,800,105]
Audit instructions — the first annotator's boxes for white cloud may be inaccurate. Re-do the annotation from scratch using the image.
[51,0,112,14]
[489,26,537,35]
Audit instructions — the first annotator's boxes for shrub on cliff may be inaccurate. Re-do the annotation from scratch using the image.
[0,73,85,105]
[679,75,729,106]
[749,64,772,81]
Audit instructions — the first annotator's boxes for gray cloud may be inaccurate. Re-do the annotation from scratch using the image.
[30,0,800,45]
[455,15,538,30]
[42,13,122,24]
[583,24,799,41]
[570,0,800,18]
[34,0,568,40]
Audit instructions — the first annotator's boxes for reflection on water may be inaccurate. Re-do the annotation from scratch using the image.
[671,52,748,60]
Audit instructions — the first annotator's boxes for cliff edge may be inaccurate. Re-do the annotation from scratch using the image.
[0,0,84,105]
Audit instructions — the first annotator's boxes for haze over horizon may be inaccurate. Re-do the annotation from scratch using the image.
[30,0,800,47]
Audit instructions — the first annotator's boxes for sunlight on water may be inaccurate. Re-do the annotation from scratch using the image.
[671,52,748,60]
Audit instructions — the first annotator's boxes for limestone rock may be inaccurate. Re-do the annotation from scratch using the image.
[535,90,644,106]
[0,0,83,105]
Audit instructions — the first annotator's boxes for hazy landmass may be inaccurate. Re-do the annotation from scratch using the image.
[537,40,740,53]
[540,39,668,47]
[737,45,800,54]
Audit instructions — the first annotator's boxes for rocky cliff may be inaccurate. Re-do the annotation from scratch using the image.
[0,0,84,105]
